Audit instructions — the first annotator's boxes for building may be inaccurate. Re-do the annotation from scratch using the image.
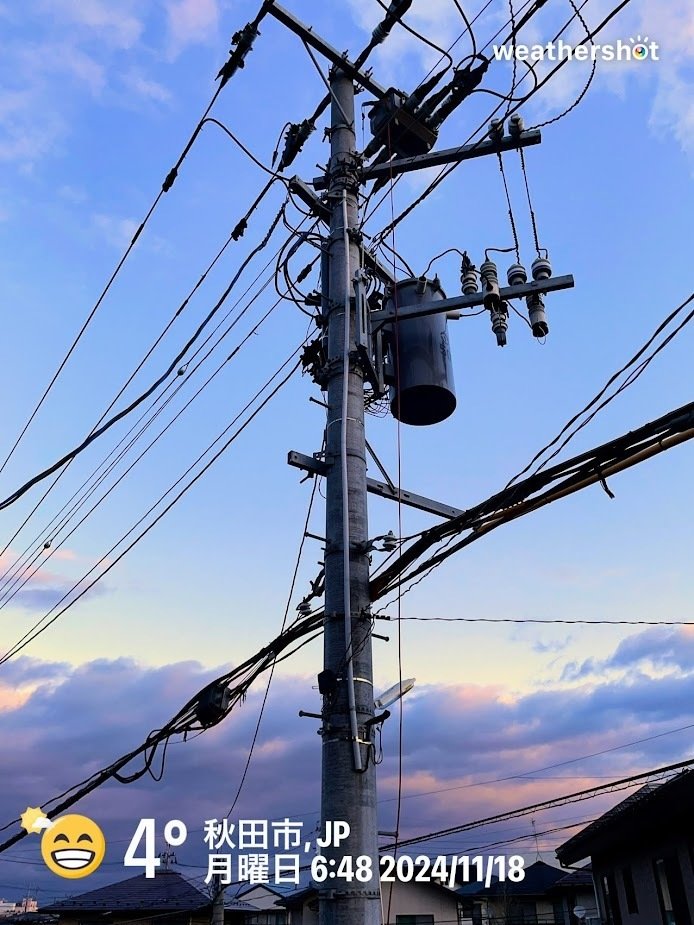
[278,875,462,924]
[545,866,599,924]
[474,860,571,924]
[556,770,694,925]
[40,869,252,925]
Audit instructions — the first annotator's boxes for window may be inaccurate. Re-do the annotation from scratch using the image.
[602,873,623,925]
[395,916,435,925]
[654,856,692,925]
[622,866,639,914]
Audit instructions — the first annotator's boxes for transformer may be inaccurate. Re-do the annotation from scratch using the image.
[386,277,456,426]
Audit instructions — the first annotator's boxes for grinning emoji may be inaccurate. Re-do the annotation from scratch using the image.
[40,814,106,879]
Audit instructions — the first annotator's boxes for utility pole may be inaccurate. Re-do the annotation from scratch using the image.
[319,67,380,925]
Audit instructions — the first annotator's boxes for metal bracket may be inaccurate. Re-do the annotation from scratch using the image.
[370,274,576,328]
[288,451,465,520]
[266,3,388,99]
[313,128,543,190]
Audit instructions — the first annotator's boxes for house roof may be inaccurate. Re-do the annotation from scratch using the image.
[547,866,594,891]
[41,870,210,913]
[556,771,694,866]
[474,860,566,897]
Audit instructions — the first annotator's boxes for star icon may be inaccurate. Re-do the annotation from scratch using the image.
[20,807,48,833]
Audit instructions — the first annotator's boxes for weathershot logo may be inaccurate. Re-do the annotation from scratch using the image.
[492,36,660,63]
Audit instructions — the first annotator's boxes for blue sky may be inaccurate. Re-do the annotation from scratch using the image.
[0,0,693,903]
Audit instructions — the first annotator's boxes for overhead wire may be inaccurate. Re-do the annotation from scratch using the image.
[0,179,285,594]
[0,279,285,617]
[381,758,694,851]
[0,9,271,478]
[369,0,633,247]
[225,474,320,817]
[369,398,694,601]
[506,291,694,487]
[0,339,309,667]
[0,198,291,513]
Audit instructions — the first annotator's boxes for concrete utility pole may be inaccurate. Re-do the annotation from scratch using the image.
[320,67,380,925]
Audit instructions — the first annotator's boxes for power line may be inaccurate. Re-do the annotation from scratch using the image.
[0,208,315,613]
[0,199,291,513]
[0,341,308,667]
[370,0,633,246]
[397,616,694,626]
[381,759,694,850]
[225,474,320,818]
[507,292,694,487]
[0,182,286,594]
[0,11,270,478]
[370,398,694,600]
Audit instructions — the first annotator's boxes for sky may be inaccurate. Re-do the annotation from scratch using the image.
[0,0,693,904]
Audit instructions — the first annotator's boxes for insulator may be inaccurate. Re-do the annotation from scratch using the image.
[509,113,524,137]
[490,303,509,347]
[460,255,479,295]
[480,259,500,311]
[507,263,527,287]
[527,292,549,338]
[381,531,398,552]
[531,255,552,280]
[297,600,312,616]
[489,118,504,142]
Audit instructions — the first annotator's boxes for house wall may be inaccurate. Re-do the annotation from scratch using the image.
[290,880,460,925]
[381,878,461,923]
[592,835,694,925]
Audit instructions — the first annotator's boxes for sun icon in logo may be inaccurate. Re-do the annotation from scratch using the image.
[630,35,650,60]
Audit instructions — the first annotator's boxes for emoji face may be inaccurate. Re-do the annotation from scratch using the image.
[41,814,106,878]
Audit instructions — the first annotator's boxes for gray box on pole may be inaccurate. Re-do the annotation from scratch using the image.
[387,277,457,426]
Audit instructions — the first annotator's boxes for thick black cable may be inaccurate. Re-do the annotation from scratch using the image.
[0,182,281,588]
[0,34,266,479]
[382,759,694,850]
[0,284,283,616]
[507,292,694,487]
[0,227,295,609]
[0,344,307,666]
[370,0,633,245]
[373,0,454,67]
[0,201,289,512]
[528,0,597,131]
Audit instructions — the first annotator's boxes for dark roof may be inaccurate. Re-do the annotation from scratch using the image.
[41,871,209,913]
[475,861,566,897]
[548,866,594,891]
[556,771,694,866]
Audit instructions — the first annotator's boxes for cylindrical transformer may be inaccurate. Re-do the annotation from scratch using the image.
[386,277,456,426]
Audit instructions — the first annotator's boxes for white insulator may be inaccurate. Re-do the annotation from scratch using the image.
[507,263,527,287]
[489,118,504,141]
[531,255,552,280]
[509,113,524,137]
[461,267,479,295]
